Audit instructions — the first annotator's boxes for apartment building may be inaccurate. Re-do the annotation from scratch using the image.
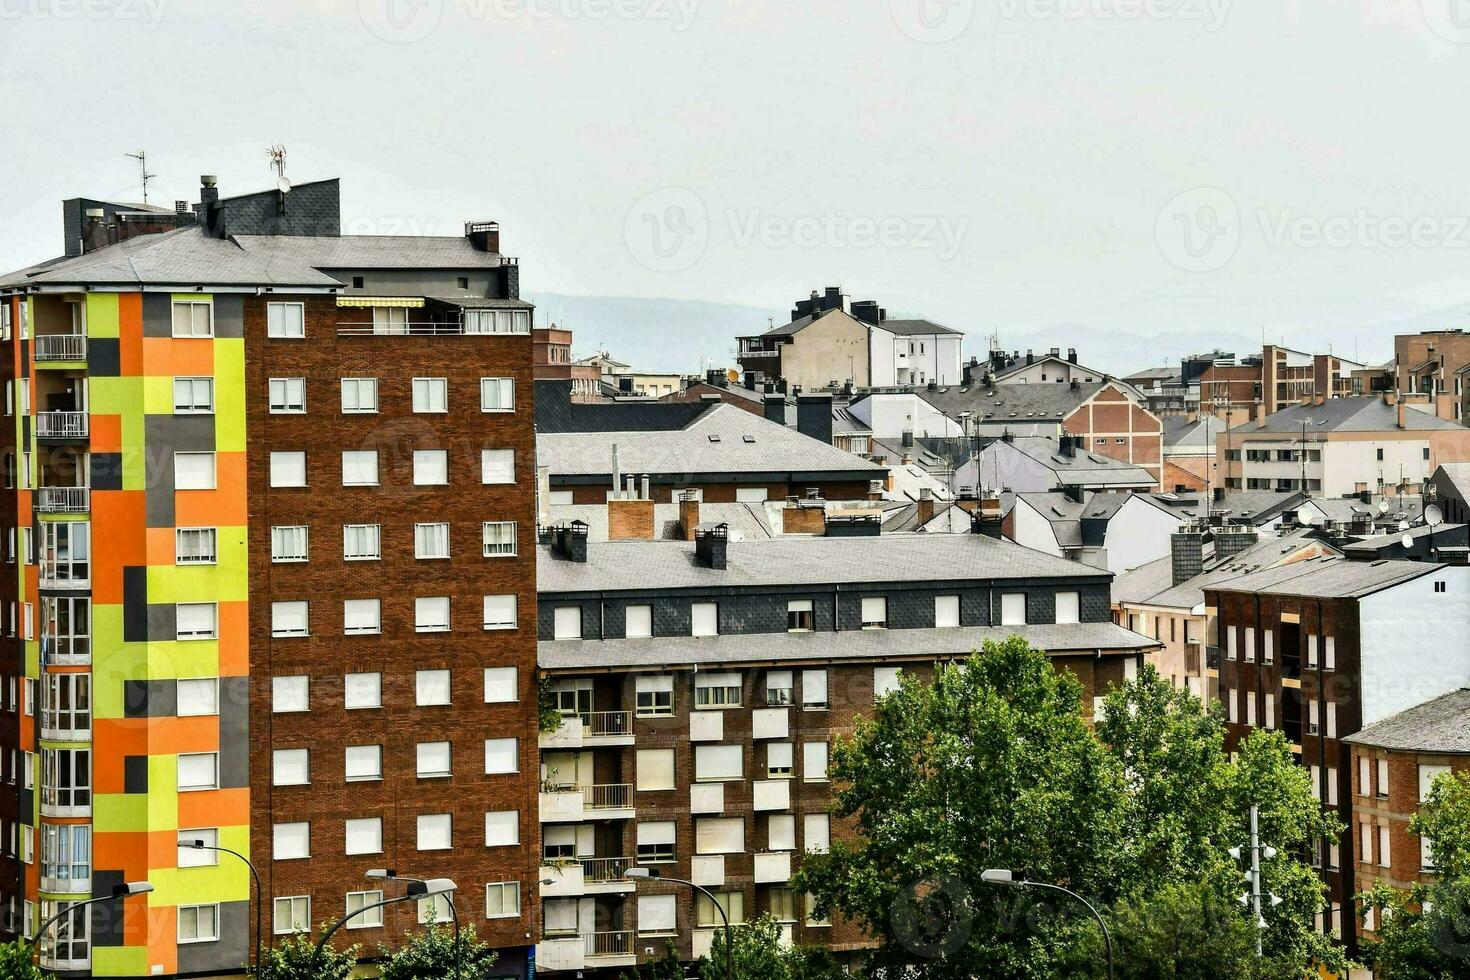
[1261,346,1368,416]
[532,518,1156,975]
[964,347,1108,388]
[1161,415,1225,493]
[1341,689,1470,939]
[961,435,1157,497]
[1395,329,1470,421]
[534,326,601,403]
[0,177,541,976]
[1205,558,1470,952]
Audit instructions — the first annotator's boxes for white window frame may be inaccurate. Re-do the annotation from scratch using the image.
[483,521,518,558]
[412,377,448,414]
[480,377,515,412]
[268,377,307,414]
[172,299,214,338]
[342,524,381,561]
[340,377,378,414]
[414,523,451,560]
[266,302,305,339]
[172,377,215,415]
[175,527,217,566]
[271,525,308,563]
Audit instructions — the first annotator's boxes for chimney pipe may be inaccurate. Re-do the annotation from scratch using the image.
[695,524,729,570]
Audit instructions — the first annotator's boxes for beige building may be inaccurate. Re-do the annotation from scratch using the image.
[1395,328,1470,421]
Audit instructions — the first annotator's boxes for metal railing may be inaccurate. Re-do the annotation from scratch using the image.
[581,710,632,738]
[34,335,87,361]
[585,930,634,958]
[37,487,89,514]
[584,784,632,810]
[336,320,532,337]
[579,856,632,883]
[36,412,87,439]
[1205,646,1222,671]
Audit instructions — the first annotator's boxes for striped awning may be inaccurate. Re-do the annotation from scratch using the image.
[335,296,425,309]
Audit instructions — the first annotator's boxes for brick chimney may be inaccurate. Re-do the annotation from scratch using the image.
[917,487,936,526]
[1398,401,1408,430]
[678,489,701,541]
[867,480,885,502]
[782,497,826,536]
[608,475,656,540]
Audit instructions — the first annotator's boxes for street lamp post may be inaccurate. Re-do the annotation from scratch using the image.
[180,839,264,971]
[31,882,154,968]
[313,877,458,976]
[624,866,734,980]
[981,869,1113,980]
[367,870,464,978]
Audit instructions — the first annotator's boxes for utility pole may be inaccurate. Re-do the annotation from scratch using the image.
[1232,805,1281,958]
[125,150,156,204]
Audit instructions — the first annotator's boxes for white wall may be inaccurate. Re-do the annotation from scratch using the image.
[1104,496,1187,574]
[870,326,897,387]
[1359,567,1470,726]
[849,392,964,439]
[1010,497,1064,557]
[998,357,1107,386]
[968,441,1056,493]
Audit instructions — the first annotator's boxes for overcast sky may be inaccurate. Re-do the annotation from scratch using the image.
[3,0,1469,368]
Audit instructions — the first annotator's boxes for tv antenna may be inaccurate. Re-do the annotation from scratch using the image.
[124,150,156,205]
[268,145,291,193]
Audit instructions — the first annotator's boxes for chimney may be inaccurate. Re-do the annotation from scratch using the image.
[1059,434,1076,458]
[917,487,936,526]
[1062,484,1086,504]
[782,497,827,536]
[608,477,655,540]
[1398,402,1407,430]
[82,209,111,253]
[1170,527,1205,587]
[1070,378,1080,392]
[867,479,885,502]
[554,521,589,563]
[1254,403,1267,425]
[969,510,1004,539]
[741,371,757,391]
[466,221,500,253]
[1213,486,1226,503]
[901,430,914,449]
[1213,526,1259,563]
[1049,347,1060,358]
[1067,348,1077,363]
[199,175,219,207]
[796,393,834,446]
[678,489,701,541]
[1383,390,1398,407]
[1026,349,1035,366]
[764,394,786,425]
[695,524,729,569]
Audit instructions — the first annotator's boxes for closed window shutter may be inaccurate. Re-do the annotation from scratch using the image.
[345,818,382,855]
[695,817,744,854]
[637,749,675,790]
[695,745,742,782]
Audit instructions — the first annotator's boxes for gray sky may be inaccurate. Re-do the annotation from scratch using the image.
[3,0,1469,370]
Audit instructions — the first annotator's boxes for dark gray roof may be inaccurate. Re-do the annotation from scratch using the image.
[539,621,1157,671]
[916,381,1113,423]
[1125,367,1180,384]
[1341,523,1468,555]
[1227,397,1462,434]
[1114,530,1340,609]
[993,438,1156,486]
[1344,689,1470,754]
[880,318,962,337]
[1304,496,1424,525]
[539,532,1108,594]
[1162,415,1226,451]
[429,295,535,309]
[535,380,710,433]
[1015,491,1128,548]
[546,503,777,542]
[1435,463,1470,500]
[758,312,823,337]
[1204,555,1437,599]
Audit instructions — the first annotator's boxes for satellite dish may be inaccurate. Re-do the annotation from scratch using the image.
[1378,500,1391,513]
[1402,533,1414,549]
[277,175,292,194]
[1398,521,1410,532]
[1426,504,1445,528]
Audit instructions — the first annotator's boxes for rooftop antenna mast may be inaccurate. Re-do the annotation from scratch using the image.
[268,145,288,181]
[124,150,156,205]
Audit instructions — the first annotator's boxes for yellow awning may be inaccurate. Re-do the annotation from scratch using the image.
[335,296,424,309]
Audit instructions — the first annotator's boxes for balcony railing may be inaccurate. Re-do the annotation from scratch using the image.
[584,784,632,810]
[39,564,90,591]
[36,487,89,514]
[585,931,634,958]
[34,335,87,362]
[1205,646,1222,671]
[42,638,91,667]
[581,710,632,738]
[36,412,87,440]
[580,856,632,883]
[337,319,531,337]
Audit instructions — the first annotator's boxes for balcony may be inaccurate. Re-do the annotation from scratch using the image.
[755,851,793,883]
[41,638,90,668]
[539,711,634,749]
[36,487,89,514]
[39,563,89,592]
[1205,646,1222,672]
[34,335,87,362]
[40,870,91,895]
[754,779,791,811]
[691,854,725,887]
[40,718,90,743]
[585,930,635,966]
[36,412,88,441]
[538,784,634,823]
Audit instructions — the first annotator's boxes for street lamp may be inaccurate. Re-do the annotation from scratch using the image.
[32,882,153,966]
[980,869,1113,980]
[180,838,265,970]
[313,876,458,975]
[367,870,464,978]
[623,866,734,980]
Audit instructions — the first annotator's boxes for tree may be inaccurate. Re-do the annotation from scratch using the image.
[376,923,499,979]
[246,933,357,980]
[697,915,848,980]
[1106,881,1263,980]
[0,940,52,980]
[618,942,685,980]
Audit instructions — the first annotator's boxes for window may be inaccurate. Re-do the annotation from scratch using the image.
[1376,758,1389,800]
[173,377,214,414]
[801,669,828,710]
[1228,625,1238,661]
[273,896,310,935]
[266,302,305,339]
[695,745,743,782]
[416,597,451,632]
[1055,591,1081,624]
[484,738,519,774]
[1001,593,1027,626]
[695,817,745,855]
[483,594,517,630]
[768,813,796,852]
[172,300,213,338]
[485,882,521,919]
[1420,764,1451,802]
[769,887,798,923]
[483,521,518,557]
[735,486,768,503]
[413,450,447,486]
[766,670,793,706]
[40,675,89,736]
[639,893,677,934]
[480,448,515,485]
[787,600,813,632]
[176,678,219,717]
[373,307,409,333]
[178,904,219,944]
[692,602,719,637]
[485,810,519,847]
[271,601,309,638]
[695,671,741,708]
[345,890,384,929]
[935,594,960,628]
[860,596,887,629]
[553,606,582,640]
[416,670,451,706]
[804,813,831,854]
[41,824,91,884]
[416,742,451,778]
[175,452,217,490]
[696,890,746,927]
[1325,636,1336,669]
[175,528,217,565]
[272,749,310,787]
[1379,825,1391,868]
[412,378,448,413]
[268,378,306,414]
[343,599,381,635]
[1245,627,1256,663]
[465,309,531,334]
[345,672,381,709]
[803,741,829,781]
[637,748,675,791]
[271,526,308,562]
[419,894,454,925]
[176,603,218,640]
[764,741,793,778]
[345,745,382,782]
[481,377,514,412]
[341,378,378,413]
[1360,822,1373,864]
[341,450,378,487]
[484,667,518,703]
[637,821,676,862]
[874,666,902,700]
[806,893,830,927]
[415,523,450,559]
[417,814,452,851]
[270,451,306,488]
[626,604,653,639]
[1263,629,1274,665]
[636,675,673,716]
[342,524,381,560]
[178,753,218,792]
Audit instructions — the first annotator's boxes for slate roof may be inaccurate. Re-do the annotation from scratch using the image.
[1125,367,1180,384]
[1162,415,1226,452]
[1435,462,1470,500]
[1014,491,1128,548]
[1343,689,1470,754]
[879,318,963,337]
[535,380,711,433]
[536,403,886,479]
[539,532,1108,594]
[1304,496,1424,526]
[546,503,777,542]
[1112,529,1339,609]
[429,295,536,309]
[1226,397,1462,434]
[1203,555,1437,599]
[916,381,1114,424]
[1341,523,1468,556]
[539,622,1157,670]
[993,438,1156,486]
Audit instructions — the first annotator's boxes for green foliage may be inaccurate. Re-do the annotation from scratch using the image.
[246,932,357,980]
[618,942,685,980]
[537,674,564,733]
[696,915,847,980]
[1411,771,1470,883]
[376,922,499,979]
[0,939,52,980]
[1106,881,1264,980]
